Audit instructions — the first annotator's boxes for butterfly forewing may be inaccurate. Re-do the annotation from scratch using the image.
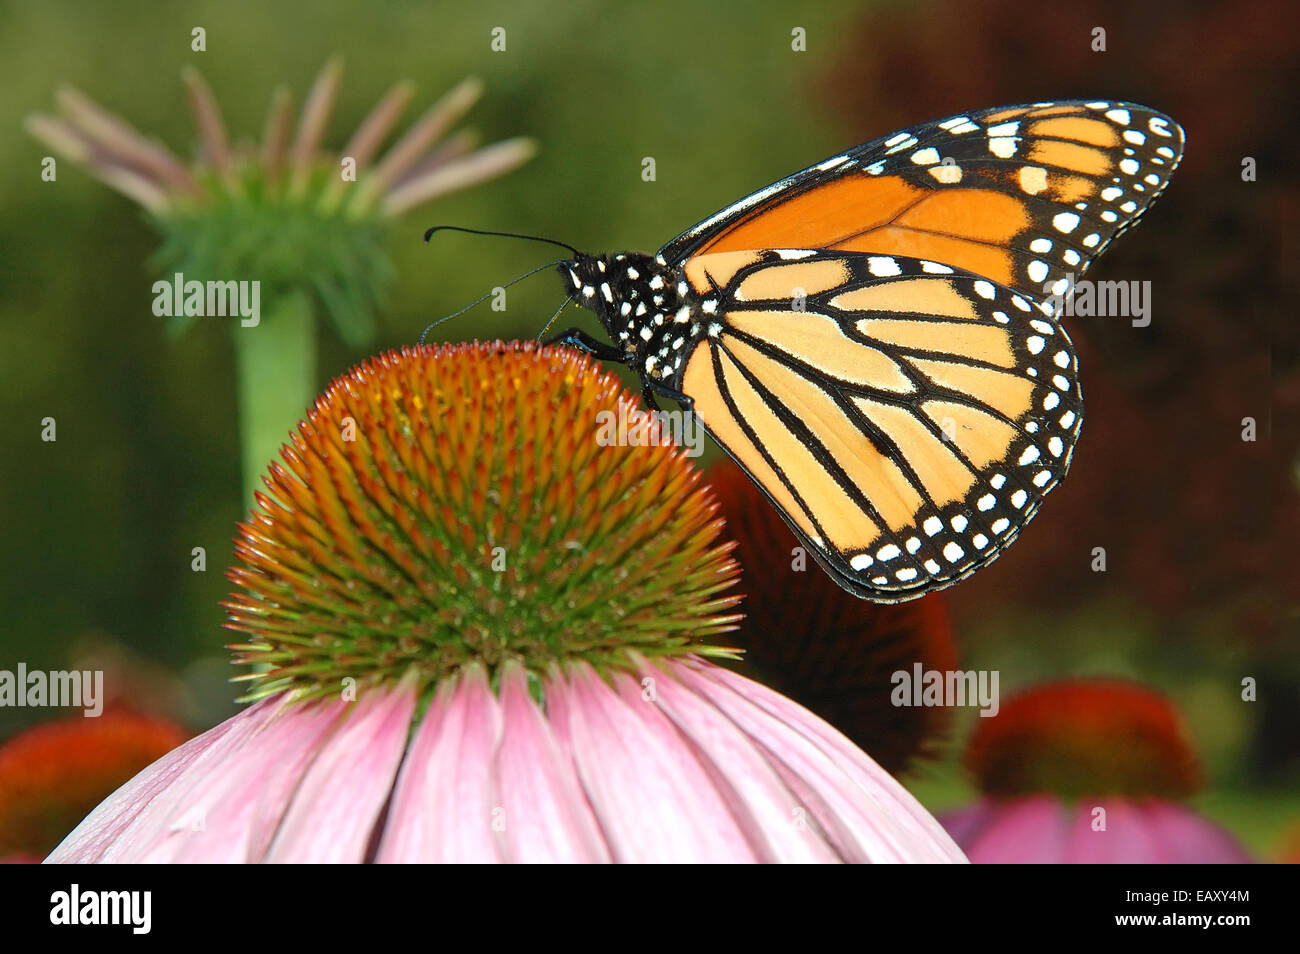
[677,250,1083,601]
[660,101,1185,305]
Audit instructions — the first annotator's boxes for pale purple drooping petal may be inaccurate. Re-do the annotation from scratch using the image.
[622,662,842,862]
[375,664,504,862]
[265,678,417,862]
[132,695,345,862]
[493,661,610,863]
[672,657,966,862]
[550,660,761,862]
[1138,801,1253,863]
[54,655,966,863]
[44,702,261,863]
[943,796,1254,863]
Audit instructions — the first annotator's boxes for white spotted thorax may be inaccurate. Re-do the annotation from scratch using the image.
[561,252,704,385]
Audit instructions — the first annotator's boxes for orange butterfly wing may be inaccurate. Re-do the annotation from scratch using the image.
[660,101,1185,303]
[673,250,1081,601]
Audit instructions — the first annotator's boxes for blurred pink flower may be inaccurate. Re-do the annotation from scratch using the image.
[47,657,964,863]
[943,797,1251,864]
[938,679,1252,863]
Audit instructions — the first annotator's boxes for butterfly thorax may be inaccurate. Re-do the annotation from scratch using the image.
[559,252,704,386]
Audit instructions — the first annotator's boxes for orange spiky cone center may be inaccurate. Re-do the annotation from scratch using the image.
[225,341,742,701]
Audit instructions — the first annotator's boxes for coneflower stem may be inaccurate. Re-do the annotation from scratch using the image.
[232,292,315,502]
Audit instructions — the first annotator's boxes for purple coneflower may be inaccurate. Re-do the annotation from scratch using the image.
[940,679,1252,863]
[47,343,965,863]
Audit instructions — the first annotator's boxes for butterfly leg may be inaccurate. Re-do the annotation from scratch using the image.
[543,328,628,363]
[642,377,694,412]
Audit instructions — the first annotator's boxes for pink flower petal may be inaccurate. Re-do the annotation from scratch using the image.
[128,697,345,862]
[51,657,971,863]
[627,662,842,862]
[265,679,418,863]
[949,797,1255,863]
[670,657,965,862]
[375,665,503,862]
[958,797,1071,863]
[493,662,610,863]
[1146,801,1253,863]
[1067,799,1163,863]
[1145,801,1253,863]
[44,702,261,863]
[549,661,760,862]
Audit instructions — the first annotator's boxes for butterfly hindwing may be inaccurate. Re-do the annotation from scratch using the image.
[659,101,1185,305]
[677,249,1083,601]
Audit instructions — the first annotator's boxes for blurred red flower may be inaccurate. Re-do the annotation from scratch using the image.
[941,678,1251,862]
[0,710,188,861]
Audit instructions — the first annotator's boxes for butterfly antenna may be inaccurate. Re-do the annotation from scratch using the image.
[535,294,576,343]
[418,259,564,344]
[424,225,581,258]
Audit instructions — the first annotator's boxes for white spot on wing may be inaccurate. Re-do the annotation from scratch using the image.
[988,137,1017,158]
[1019,166,1048,194]
[1052,212,1080,234]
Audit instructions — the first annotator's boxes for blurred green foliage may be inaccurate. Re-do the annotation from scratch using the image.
[0,0,1293,855]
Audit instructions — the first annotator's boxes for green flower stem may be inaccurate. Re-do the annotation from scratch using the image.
[232,292,315,503]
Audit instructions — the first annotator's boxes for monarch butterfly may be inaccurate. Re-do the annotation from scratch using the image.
[544,101,1185,602]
